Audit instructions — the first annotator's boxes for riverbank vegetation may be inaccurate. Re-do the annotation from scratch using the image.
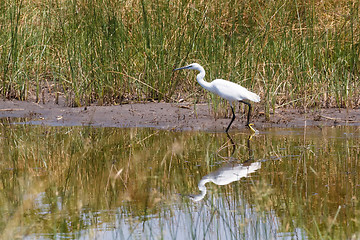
[1,0,359,113]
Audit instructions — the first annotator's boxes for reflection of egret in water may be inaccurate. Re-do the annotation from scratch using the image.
[189,134,261,202]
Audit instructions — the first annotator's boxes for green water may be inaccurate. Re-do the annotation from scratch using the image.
[0,121,359,239]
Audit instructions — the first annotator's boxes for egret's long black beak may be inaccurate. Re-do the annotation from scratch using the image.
[173,66,190,71]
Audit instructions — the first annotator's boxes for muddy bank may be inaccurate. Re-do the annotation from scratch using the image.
[1,100,359,131]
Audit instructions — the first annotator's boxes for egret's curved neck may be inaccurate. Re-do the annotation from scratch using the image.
[196,67,212,92]
[198,178,212,191]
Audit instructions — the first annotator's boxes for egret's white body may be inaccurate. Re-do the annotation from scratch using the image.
[205,79,260,103]
[174,63,260,132]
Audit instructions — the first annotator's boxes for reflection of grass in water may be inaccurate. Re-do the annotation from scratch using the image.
[0,123,221,238]
[252,127,360,239]
[0,123,360,238]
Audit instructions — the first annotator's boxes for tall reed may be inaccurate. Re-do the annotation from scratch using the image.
[0,0,358,109]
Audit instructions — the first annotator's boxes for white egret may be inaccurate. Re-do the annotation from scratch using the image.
[173,63,260,132]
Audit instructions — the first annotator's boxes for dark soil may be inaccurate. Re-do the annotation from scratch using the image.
[1,99,359,131]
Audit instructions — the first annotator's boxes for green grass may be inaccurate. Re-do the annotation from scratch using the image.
[0,0,359,110]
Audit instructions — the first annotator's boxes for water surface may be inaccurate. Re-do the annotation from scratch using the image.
[0,120,359,239]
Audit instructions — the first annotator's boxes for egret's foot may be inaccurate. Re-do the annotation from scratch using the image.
[246,123,259,135]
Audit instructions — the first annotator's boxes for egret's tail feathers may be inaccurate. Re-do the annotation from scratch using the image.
[247,92,260,102]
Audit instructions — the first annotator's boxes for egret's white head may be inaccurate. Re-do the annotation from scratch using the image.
[173,63,203,72]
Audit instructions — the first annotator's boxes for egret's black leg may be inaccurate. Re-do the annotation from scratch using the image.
[225,106,236,133]
[239,100,258,133]
[239,100,252,126]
